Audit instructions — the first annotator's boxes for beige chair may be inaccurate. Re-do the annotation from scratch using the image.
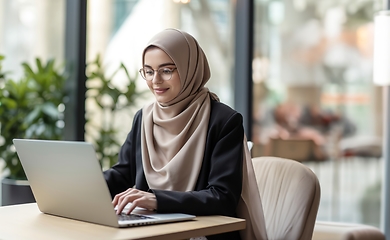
[313,221,385,240]
[252,156,321,240]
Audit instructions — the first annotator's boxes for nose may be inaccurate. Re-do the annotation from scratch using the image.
[151,71,163,83]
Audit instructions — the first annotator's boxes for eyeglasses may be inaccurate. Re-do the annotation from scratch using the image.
[139,67,177,81]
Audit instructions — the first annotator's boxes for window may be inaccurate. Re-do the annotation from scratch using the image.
[253,0,384,226]
[0,0,66,79]
[86,0,235,168]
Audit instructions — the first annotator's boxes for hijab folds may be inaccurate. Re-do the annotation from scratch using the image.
[141,28,267,240]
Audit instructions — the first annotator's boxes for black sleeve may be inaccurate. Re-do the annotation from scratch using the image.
[103,110,142,198]
[151,112,244,217]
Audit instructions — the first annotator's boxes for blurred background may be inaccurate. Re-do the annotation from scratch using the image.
[0,0,385,229]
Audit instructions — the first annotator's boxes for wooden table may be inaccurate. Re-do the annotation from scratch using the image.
[0,203,246,240]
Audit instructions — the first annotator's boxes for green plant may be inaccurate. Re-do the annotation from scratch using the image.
[85,55,145,169]
[0,56,67,180]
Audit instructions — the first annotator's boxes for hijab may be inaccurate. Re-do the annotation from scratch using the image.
[141,28,267,240]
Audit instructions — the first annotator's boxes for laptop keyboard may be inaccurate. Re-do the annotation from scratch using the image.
[118,213,153,221]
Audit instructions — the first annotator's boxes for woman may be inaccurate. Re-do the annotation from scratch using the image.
[104,28,266,240]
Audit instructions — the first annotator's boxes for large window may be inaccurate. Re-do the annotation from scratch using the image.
[0,0,66,202]
[253,0,384,226]
[88,0,235,104]
[0,0,65,79]
[86,0,236,168]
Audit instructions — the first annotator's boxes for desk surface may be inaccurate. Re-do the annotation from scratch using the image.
[0,203,245,240]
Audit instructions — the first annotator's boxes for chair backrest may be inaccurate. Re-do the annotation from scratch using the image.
[252,156,321,240]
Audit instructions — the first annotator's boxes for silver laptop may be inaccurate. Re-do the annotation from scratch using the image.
[13,139,195,228]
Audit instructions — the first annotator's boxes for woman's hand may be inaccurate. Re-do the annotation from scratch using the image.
[113,188,157,214]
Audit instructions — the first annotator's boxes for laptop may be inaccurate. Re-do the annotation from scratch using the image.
[12,139,196,228]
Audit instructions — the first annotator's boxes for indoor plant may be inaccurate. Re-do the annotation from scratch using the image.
[0,54,143,205]
[85,55,145,169]
[0,55,67,205]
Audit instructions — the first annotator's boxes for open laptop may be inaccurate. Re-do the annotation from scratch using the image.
[12,139,195,228]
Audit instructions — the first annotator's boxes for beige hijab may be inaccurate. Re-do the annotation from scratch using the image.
[141,28,267,240]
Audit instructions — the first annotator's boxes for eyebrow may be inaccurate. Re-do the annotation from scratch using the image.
[144,63,175,68]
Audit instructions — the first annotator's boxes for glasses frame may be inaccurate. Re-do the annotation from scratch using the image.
[139,67,177,81]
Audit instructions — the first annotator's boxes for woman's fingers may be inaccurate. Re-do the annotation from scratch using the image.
[114,188,139,214]
[125,193,157,214]
[113,188,156,214]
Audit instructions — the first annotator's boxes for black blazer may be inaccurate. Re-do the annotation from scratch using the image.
[104,99,244,240]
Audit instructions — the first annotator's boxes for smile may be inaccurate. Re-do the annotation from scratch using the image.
[154,88,169,94]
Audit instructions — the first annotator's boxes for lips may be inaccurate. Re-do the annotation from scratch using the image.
[154,88,169,94]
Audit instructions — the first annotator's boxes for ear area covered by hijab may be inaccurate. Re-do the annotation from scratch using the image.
[141,28,266,240]
[141,28,214,192]
[141,28,217,106]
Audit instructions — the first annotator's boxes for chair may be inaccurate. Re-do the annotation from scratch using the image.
[313,221,385,240]
[339,136,382,158]
[266,138,326,162]
[252,156,321,240]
